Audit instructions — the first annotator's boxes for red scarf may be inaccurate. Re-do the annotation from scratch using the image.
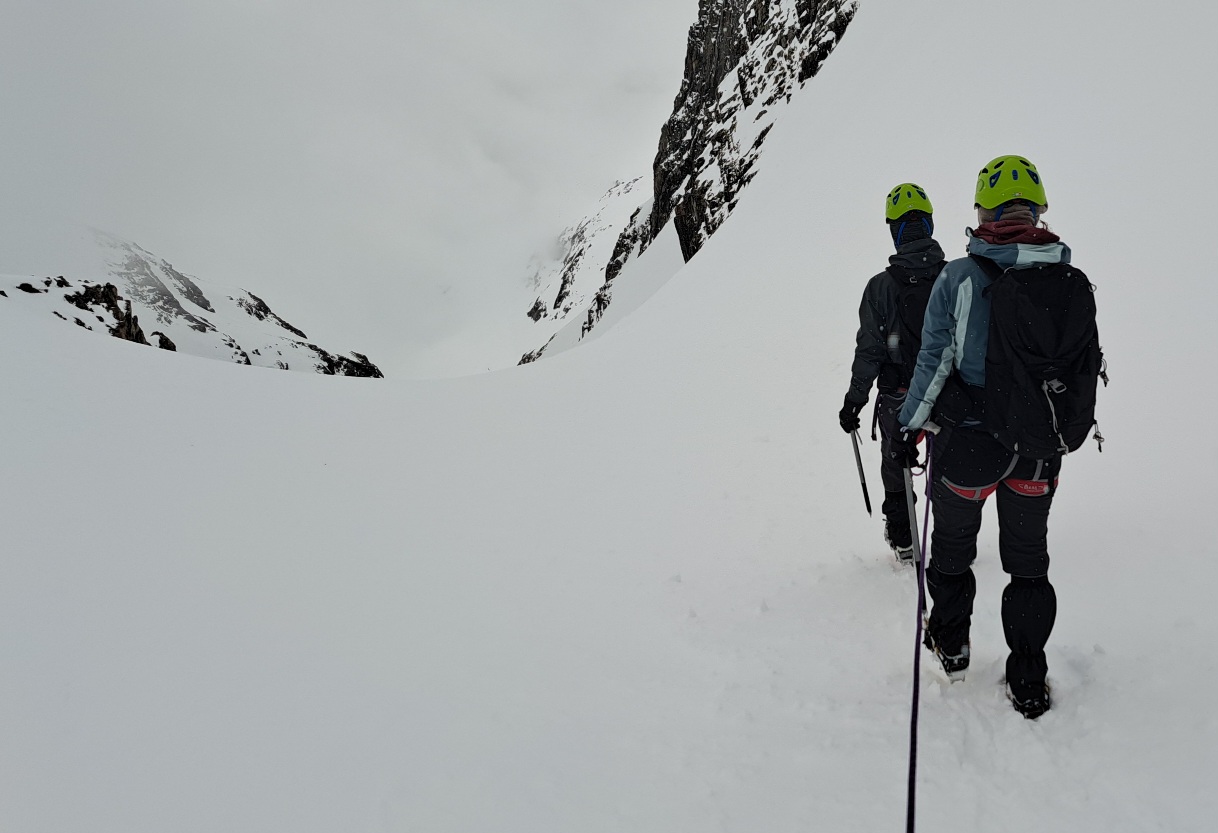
[974,220,1061,246]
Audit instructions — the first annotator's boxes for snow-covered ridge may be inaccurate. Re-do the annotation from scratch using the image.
[1,229,382,377]
[520,0,857,364]
[519,178,650,364]
[524,178,646,327]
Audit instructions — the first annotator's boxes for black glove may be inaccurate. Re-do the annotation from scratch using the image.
[888,427,921,468]
[839,396,865,434]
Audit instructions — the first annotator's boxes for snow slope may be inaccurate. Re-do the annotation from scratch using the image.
[2,2,1217,832]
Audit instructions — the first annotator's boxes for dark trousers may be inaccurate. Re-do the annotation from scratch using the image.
[876,391,912,546]
[926,427,1060,698]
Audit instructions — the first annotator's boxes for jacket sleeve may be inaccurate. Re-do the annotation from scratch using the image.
[846,276,888,404]
[900,267,960,430]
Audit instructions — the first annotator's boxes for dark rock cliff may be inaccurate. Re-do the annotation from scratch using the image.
[65,282,150,345]
[521,0,857,364]
[630,0,857,268]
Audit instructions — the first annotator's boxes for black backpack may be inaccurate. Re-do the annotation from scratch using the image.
[886,271,936,388]
[974,256,1107,459]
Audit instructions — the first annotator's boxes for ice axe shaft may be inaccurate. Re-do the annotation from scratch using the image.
[903,467,922,570]
[850,430,872,516]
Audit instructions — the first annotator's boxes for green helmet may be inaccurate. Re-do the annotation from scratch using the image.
[975,155,1047,209]
[885,183,933,222]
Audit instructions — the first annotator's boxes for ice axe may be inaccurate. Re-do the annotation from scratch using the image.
[850,430,872,516]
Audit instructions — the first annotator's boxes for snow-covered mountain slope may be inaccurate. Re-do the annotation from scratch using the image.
[520,0,857,364]
[520,178,648,361]
[0,221,382,376]
[3,1,1218,832]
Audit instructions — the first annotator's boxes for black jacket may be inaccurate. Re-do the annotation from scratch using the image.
[846,237,947,404]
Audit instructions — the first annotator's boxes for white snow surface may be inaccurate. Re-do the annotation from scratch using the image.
[542,220,687,360]
[3,1,1218,831]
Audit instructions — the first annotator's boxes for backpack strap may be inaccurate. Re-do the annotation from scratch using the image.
[969,254,1005,282]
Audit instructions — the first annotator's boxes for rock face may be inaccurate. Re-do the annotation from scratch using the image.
[520,0,857,364]
[64,282,150,345]
[1,231,383,378]
[653,0,856,262]
[522,177,647,336]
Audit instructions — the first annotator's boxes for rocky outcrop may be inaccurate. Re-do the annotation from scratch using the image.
[235,291,308,339]
[518,342,549,365]
[65,282,149,345]
[111,300,149,345]
[520,0,857,364]
[523,178,646,330]
[151,331,178,351]
[634,0,856,262]
[313,349,384,378]
[3,231,384,378]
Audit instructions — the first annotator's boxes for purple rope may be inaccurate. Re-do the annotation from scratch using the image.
[906,434,934,833]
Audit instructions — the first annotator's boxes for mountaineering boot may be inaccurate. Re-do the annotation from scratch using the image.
[883,521,914,564]
[1007,682,1052,720]
[923,629,970,682]
[882,490,913,563]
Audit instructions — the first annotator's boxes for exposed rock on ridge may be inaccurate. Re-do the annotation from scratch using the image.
[519,178,648,360]
[632,0,857,266]
[65,282,149,345]
[520,0,857,364]
[2,230,384,377]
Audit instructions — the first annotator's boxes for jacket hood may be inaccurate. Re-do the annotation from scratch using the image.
[965,227,1071,269]
[887,237,947,284]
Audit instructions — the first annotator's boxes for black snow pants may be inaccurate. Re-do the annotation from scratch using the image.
[876,390,913,548]
[925,425,1061,699]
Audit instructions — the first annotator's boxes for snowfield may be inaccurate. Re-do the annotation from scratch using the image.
[2,0,1216,831]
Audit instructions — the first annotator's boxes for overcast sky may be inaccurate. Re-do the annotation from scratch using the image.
[0,0,696,375]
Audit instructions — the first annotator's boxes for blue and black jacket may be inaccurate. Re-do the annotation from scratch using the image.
[899,230,1073,431]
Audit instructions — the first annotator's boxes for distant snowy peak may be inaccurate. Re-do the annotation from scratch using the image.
[521,0,857,364]
[521,178,648,359]
[2,230,382,377]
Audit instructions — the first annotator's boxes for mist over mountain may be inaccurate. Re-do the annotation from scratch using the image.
[0,217,382,376]
[0,0,699,378]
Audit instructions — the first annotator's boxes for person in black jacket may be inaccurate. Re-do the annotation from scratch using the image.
[839,183,947,562]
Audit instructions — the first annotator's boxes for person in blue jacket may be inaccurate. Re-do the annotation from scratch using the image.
[895,155,1066,719]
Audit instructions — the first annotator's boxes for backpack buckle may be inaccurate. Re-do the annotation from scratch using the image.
[1045,379,1067,395]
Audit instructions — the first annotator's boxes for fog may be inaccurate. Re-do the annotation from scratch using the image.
[0,0,696,374]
